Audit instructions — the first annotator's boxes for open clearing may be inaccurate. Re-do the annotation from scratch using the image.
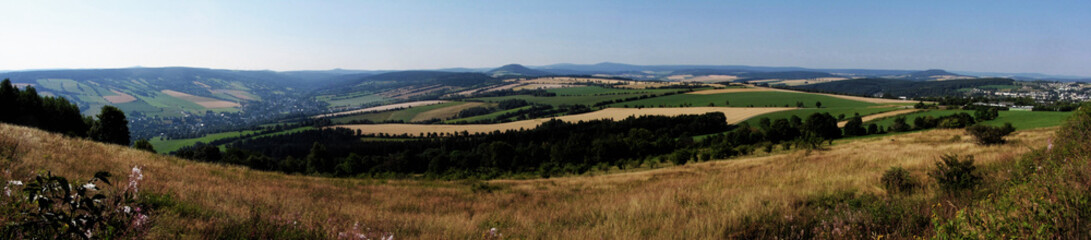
[161,90,240,109]
[746,85,919,104]
[2,123,1054,238]
[687,88,774,95]
[337,107,793,136]
[315,100,449,118]
[102,89,137,103]
[610,91,877,108]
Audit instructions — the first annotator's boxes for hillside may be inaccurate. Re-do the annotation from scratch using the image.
[5,104,1085,238]
[486,64,554,78]
[793,77,1015,98]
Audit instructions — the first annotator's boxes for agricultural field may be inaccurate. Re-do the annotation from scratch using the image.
[328,101,493,123]
[742,106,902,125]
[149,126,315,153]
[545,86,680,96]
[609,91,878,108]
[337,107,792,136]
[472,93,663,107]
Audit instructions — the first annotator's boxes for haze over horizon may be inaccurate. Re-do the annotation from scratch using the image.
[3,1,1090,77]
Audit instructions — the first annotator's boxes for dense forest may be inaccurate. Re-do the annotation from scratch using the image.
[789,78,1015,98]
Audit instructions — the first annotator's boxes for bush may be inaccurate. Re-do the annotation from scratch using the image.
[671,149,693,165]
[965,123,1015,145]
[2,167,148,239]
[929,154,981,194]
[881,167,917,195]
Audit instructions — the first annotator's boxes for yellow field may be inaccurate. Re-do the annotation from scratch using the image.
[103,89,137,103]
[336,107,793,136]
[0,122,1053,238]
[161,90,240,108]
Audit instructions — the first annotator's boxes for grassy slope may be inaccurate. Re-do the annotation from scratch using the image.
[472,94,653,106]
[0,120,1058,238]
[865,109,1073,130]
[546,86,678,96]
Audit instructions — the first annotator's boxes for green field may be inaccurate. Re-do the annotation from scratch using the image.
[865,109,1072,130]
[546,86,680,96]
[607,91,878,108]
[743,107,900,125]
[472,93,656,107]
[149,126,315,153]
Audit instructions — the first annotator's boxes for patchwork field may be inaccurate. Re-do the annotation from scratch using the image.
[609,91,878,108]
[103,89,137,103]
[337,107,793,136]
[327,101,496,124]
[315,100,449,118]
[161,90,241,109]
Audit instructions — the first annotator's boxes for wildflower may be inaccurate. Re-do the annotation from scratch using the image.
[82,183,96,190]
[123,206,132,214]
[1047,137,1053,151]
[128,166,144,193]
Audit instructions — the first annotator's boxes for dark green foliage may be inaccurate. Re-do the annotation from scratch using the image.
[842,116,866,137]
[89,106,131,145]
[889,117,911,132]
[929,155,981,194]
[0,79,92,138]
[671,149,693,165]
[974,107,999,121]
[881,167,917,195]
[803,112,841,141]
[2,171,147,239]
[866,123,880,135]
[965,123,1015,145]
[132,139,156,153]
[173,143,222,162]
[182,113,730,178]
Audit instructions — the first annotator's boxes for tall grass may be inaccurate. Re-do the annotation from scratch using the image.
[0,120,1057,238]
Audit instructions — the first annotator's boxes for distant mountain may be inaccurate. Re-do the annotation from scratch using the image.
[486,64,554,77]
[883,69,973,81]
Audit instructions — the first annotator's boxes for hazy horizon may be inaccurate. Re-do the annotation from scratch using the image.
[3,1,1089,77]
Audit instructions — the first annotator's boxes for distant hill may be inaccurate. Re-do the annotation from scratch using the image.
[793,78,1015,98]
[884,69,974,81]
[315,70,500,97]
[0,67,337,116]
[486,64,554,78]
[737,71,838,81]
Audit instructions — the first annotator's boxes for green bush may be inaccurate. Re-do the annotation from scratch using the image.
[881,167,917,195]
[929,154,981,194]
[2,169,148,239]
[965,123,1015,145]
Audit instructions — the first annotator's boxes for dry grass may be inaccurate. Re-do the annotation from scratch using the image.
[337,107,793,136]
[0,123,1053,238]
[161,90,240,108]
[103,89,137,104]
[313,100,449,119]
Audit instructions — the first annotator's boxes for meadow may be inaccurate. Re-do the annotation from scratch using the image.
[328,101,494,123]
[865,109,1072,130]
[149,126,314,153]
[0,122,1057,238]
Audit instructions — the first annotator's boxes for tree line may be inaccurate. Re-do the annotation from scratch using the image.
[0,79,130,145]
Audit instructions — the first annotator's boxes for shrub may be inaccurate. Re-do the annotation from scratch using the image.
[1,167,148,239]
[929,155,981,194]
[881,167,917,195]
[965,123,1015,145]
[671,149,693,165]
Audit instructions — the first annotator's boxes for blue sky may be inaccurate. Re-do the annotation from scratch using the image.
[2,1,1090,76]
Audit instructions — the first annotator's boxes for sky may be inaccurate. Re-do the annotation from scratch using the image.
[2,0,1090,76]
